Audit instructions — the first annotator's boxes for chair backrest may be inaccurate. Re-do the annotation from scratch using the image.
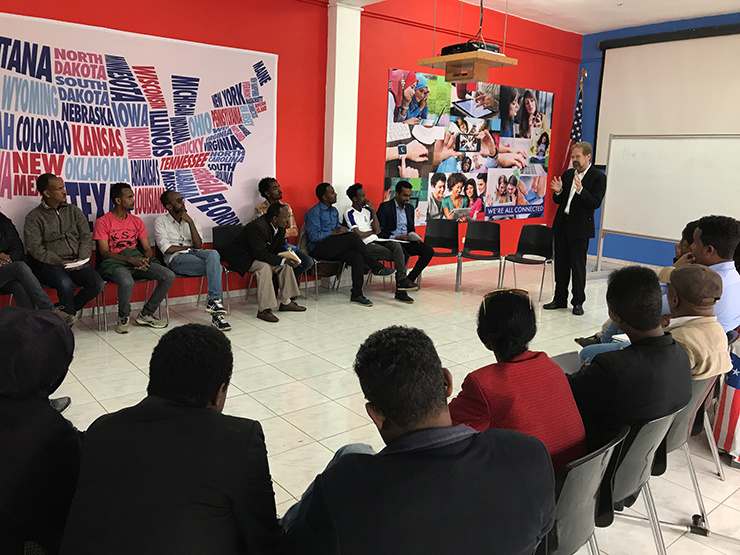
[540,427,630,555]
[515,225,553,260]
[212,224,243,255]
[424,219,458,254]
[664,377,717,453]
[551,351,582,375]
[462,221,500,257]
[297,225,309,253]
[612,411,678,503]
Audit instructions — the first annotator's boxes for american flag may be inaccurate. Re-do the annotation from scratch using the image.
[560,83,583,175]
[714,350,740,462]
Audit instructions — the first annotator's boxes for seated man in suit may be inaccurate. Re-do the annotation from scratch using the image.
[568,266,692,450]
[284,325,555,554]
[225,203,306,323]
[375,180,434,293]
[61,324,282,554]
[253,176,313,280]
[93,183,175,334]
[154,190,231,331]
[304,182,395,307]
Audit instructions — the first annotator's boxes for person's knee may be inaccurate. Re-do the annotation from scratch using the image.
[205,249,221,263]
[158,268,176,286]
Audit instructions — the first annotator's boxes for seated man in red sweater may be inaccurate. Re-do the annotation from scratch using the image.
[449,289,586,472]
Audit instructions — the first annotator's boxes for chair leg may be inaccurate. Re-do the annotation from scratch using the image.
[500,259,507,289]
[102,288,108,332]
[455,254,462,292]
[642,481,668,555]
[684,443,711,531]
[224,269,231,313]
[587,533,600,555]
[246,274,255,301]
[704,411,726,481]
[196,276,204,307]
[314,264,319,299]
[164,294,169,325]
[497,259,503,289]
[512,263,518,289]
[539,263,547,302]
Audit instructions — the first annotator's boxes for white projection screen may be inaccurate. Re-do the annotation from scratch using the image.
[596,34,740,166]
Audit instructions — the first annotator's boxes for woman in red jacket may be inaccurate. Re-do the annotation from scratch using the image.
[449,289,586,472]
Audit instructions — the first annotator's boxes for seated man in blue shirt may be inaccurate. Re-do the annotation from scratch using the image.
[375,180,434,291]
[304,183,395,306]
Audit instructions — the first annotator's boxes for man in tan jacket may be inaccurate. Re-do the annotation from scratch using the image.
[660,264,732,380]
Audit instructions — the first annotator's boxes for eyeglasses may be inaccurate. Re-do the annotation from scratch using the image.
[482,288,531,315]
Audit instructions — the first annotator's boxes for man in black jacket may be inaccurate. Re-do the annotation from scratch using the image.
[224,203,305,323]
[61,324,282,555]
[375,180,434,289]
[0,211,72,323]
[284,325,555,554]
[544,142,606,315]
[568,266,692,450]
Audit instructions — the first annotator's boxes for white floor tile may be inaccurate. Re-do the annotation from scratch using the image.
[282,401,369,441]
[250,382,330,416]
[269,442,334,498]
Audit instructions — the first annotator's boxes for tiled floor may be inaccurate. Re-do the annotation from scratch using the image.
[59,259,740,554]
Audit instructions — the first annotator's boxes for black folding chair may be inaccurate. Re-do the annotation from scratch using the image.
[459,221,502,292]
[424,219,459,291]
[500,224,553,301]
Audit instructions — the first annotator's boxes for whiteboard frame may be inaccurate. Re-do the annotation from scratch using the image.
[595,133,740,271]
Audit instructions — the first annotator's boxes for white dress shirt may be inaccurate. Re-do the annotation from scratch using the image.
[153,213,204,265]
[564,164,591,215]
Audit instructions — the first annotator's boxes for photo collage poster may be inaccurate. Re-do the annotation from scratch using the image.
[386,69,554,225]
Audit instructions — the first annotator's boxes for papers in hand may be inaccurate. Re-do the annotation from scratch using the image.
[63,258,90,269]
[278,250,301,264]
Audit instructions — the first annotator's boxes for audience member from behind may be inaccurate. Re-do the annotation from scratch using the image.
[0,307,81,555]
[449,290,586,472]
[687,215,740,332]
[568,267,692,449]
[24,173,105,324]
[285,326,555,554]
[660,265,731,379]
[61,324,281,554]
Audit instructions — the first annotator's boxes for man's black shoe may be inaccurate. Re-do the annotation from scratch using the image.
[572,305,584,316]
[50,396,71,413]
[395,291,414,303]
[543,300,567,310]
[575,333,601,347]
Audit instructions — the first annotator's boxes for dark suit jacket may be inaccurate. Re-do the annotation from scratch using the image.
[284,426,555,555]
[568,333,692,450]
[60,396,281,555]
[376,199,416,239]
[225,215,287,276]
[551,165,606,239]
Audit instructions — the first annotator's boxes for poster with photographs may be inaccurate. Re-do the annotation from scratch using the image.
[386,69,553,224]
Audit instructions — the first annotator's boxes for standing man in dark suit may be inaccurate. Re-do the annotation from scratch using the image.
[224,203,306,323]
[376,180,434,291]
[544,142,606,315]
[61,324,283,554]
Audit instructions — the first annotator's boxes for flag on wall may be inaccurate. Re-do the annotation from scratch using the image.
[560,75,584,175]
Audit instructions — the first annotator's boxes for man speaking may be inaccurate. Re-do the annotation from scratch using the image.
[544,142,606,315]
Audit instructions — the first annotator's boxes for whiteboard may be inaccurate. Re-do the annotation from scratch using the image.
[602,135,740,243]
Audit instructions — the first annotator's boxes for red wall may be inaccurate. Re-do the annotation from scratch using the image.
[1,0,581,300]
[357,0,582,255]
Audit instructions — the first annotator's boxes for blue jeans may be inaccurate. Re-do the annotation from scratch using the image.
[0,261,54,310]
[29,259,105,315]
[280,443,376,529]
[108,263,175,318]
[169,249,223,301]
[293,247,313,281]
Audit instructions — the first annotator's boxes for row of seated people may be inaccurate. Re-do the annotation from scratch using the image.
[2,253,733,554]
[0,174,436,331]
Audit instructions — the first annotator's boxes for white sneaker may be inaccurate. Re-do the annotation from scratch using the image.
[115,316,131,334]
[135,312,167,329]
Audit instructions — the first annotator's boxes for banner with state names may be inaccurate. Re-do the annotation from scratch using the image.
[0,13,277,241]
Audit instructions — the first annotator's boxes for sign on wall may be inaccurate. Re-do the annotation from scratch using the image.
[386,69,553,225]
[0,13,276,240]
